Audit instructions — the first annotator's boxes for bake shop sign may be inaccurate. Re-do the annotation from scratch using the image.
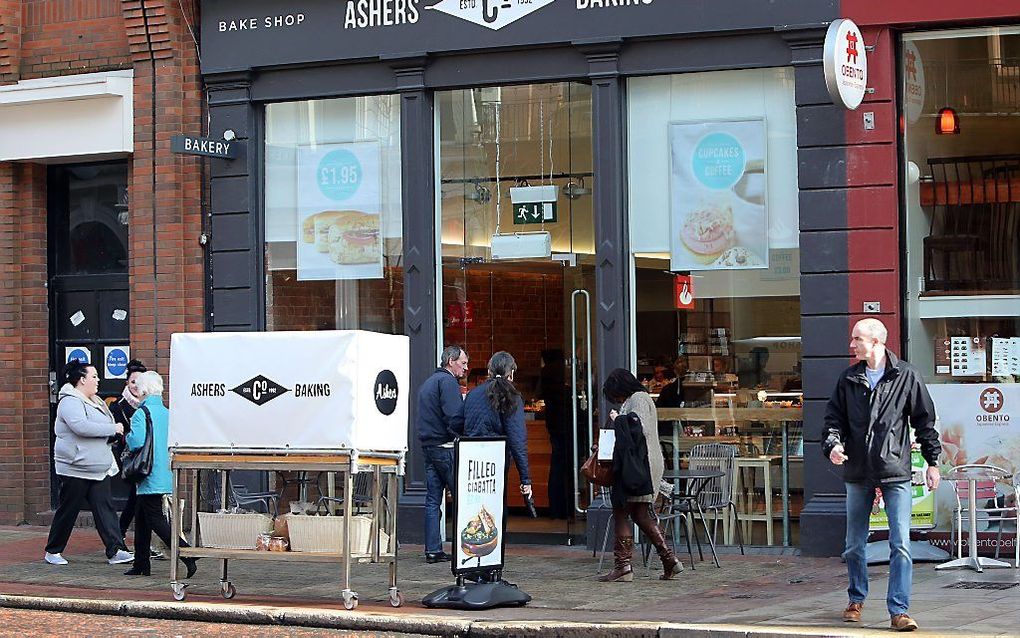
[297,142,384,281]
[668,118,769,272]
[823,18,868,110]
[453,437,507,573]
[170,134,239,159]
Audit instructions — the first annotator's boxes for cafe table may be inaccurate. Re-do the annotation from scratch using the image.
[663,468,725,567]
[935,464,1014,573]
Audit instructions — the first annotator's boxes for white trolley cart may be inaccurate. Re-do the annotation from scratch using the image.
[167,330,410,609]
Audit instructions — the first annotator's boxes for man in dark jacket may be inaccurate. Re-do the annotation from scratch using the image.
[416,345,468,563]
[822,318,941,633]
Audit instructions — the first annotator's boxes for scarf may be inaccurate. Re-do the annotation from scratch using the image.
[121,384,142,409]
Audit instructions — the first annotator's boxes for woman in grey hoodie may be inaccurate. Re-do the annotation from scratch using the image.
[44,360,133,566]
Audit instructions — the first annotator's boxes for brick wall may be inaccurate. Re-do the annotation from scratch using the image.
[268,267,405,334]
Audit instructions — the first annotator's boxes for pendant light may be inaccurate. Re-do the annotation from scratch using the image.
[936,107,960,135]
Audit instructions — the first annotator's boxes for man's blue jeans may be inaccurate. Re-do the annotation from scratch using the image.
[423,445,455,555]
[844,480,913,616]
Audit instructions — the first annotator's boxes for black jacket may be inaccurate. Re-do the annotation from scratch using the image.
[415,368,465,447]
[822,351,941,485]
[463,381,531,484]
[109,396,137,466]
[611,412,653,507]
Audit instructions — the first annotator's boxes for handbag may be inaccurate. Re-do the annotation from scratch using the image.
[121,405,154,483]
[581,444,614,487]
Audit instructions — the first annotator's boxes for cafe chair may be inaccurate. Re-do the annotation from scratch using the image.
[646,486,698,570]
[229,480,281,517]
[948,463,1019,567]
[688,443,744,554]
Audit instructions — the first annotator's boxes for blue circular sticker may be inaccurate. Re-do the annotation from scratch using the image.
[692,132,746,190]
[317,149,362,201]
[67,348,89,364]
[106,348,128,377]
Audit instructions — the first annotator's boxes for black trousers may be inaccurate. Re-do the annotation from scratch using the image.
[45,475,127,559]
[119,483,137,537]
[133,494,190,571]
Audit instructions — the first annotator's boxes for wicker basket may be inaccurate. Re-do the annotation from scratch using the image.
[286,514,389,554]
[197,512,274,550]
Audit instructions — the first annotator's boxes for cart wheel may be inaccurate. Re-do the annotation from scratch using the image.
[171,583,188,601]
[221,582,237,600]
[388,590,404,608]
[343,594,359,611]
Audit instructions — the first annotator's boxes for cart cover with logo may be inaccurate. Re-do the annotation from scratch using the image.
[169,330,408,452]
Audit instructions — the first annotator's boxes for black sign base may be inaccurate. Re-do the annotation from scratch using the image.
[422,581,531,610]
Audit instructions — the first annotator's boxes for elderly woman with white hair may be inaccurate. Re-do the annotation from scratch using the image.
[123,371,198,578]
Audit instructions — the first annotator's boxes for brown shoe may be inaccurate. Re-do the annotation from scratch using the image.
[842,601,864,622]
[891,614,918,632]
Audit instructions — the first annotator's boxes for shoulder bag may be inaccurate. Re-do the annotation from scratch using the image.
[581,443,614,487]
[121,405,154,483]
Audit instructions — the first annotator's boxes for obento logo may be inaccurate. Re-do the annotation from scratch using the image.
[231,375,290,406]
[374,370,399,415]
[980,387,1004,414]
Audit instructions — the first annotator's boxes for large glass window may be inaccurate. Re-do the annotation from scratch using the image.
[264,96,403,333]
[628,68,802,545]
[903,27,1020,384]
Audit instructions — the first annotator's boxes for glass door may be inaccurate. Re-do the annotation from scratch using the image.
[437,82,597,537]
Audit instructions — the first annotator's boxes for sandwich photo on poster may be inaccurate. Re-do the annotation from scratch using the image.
[454,438,507,575]
[669,118,769,271]
[296,142,383,281]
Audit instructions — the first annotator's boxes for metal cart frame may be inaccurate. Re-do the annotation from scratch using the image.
[168,449,404,610]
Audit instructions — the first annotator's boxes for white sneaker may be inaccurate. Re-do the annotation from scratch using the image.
[44,552,68,565]
[107,549,134,565]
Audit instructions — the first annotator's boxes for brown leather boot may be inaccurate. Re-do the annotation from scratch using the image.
[597,536,634,582]
[632,503,683,579]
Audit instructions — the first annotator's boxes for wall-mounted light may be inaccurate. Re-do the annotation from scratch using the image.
[936,107,960,135]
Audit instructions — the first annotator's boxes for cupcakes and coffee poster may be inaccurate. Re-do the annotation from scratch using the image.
[296,142,384,281]
[668,118,768,272]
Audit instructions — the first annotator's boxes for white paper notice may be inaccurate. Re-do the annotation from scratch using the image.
[951,336,986,377]
[991,337,1020,376]
[112,309,127,321]
[597,429,616,461]
[69,311,85,327]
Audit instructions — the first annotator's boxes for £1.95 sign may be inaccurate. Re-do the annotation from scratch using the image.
[823,18,868,110]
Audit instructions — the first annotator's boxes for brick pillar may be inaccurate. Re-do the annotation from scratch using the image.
[0,0,23,83]
[0,162,50,524]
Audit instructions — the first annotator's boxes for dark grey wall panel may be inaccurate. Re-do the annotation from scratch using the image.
[210,176,250,213]
[619,33,791,76]
[253,62,397,102]
[209,103,252,140]
[212,288,255,326]
[801,273,848,315]
[800,189,847,231]
[212,251,253,289]
[799,147,848,190]
[428,46,588,89]
[792,62,831,107]
[802,315,850,358]
[800,231,848,273]
[210,213,252,251]
[803,357,852,401]
[797,104,849,148]
[802,398,829,441]
[210,145,249,179]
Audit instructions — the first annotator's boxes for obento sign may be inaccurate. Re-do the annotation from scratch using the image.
[823,18,868,110]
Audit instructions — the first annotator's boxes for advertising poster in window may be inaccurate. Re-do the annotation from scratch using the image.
[869,449,936,531]
[929,384,1019,532]
[668,118,768,271]
[296,142,383,281]
[453,438,507,575]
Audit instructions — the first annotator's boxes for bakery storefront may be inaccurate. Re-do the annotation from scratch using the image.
[200,0,837,546]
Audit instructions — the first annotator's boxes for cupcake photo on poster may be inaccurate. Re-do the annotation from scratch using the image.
[668,119,768,271]
[296,142,384,281]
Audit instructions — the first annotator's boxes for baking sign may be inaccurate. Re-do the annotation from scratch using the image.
[453,437,507,575]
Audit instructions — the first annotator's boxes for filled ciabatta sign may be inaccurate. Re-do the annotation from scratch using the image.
[823,18,868,110]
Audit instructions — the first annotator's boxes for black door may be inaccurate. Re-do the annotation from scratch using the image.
[48,162,131,508]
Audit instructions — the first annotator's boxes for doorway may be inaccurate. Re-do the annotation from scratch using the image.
[437,82,597,540]
[47,162,131,508]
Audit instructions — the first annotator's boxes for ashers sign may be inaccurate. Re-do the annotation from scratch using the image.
[171,134,239,159]
[822,18,868,110]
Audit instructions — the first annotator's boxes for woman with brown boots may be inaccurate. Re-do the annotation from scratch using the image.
[597,369,682,582]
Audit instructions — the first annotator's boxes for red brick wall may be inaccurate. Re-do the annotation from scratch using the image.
[0,0,23,82]
[268,267,405,333]
[0,163,50,524]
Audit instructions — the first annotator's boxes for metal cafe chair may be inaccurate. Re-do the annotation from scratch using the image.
[687,443,744,554]
[948,463,1020,567]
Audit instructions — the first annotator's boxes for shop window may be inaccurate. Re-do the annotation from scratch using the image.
[628,69,802,545]
[903,27,1020,385]
[50,162,129,275]
[264,95,403,333]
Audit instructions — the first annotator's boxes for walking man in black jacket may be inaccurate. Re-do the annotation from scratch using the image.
[416,345,468,563]
[823,318,941,632]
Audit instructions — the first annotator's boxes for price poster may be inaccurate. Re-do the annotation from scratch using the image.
[869,450,935,531]
[951,336,987,377]
[991,338,1020,377]
[296,142,383,281]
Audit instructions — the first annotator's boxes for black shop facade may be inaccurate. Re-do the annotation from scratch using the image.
[199,0,855,555]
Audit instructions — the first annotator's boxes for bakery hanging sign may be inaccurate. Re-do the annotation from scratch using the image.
[296,142,384,281]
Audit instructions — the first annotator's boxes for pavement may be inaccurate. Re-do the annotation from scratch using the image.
[2,524,1020,637]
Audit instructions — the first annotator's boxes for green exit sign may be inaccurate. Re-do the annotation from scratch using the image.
[513,202,557,225]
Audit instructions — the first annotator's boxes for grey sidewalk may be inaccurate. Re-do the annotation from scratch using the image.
[2,525,1019,636]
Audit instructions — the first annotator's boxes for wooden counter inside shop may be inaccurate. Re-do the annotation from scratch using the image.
[657,406,803,423]
[507,418,552,509]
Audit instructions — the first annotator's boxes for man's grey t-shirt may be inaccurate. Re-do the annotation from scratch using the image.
[865,366,884,390]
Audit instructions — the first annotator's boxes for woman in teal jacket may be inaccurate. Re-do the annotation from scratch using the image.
[123,371,197,578]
